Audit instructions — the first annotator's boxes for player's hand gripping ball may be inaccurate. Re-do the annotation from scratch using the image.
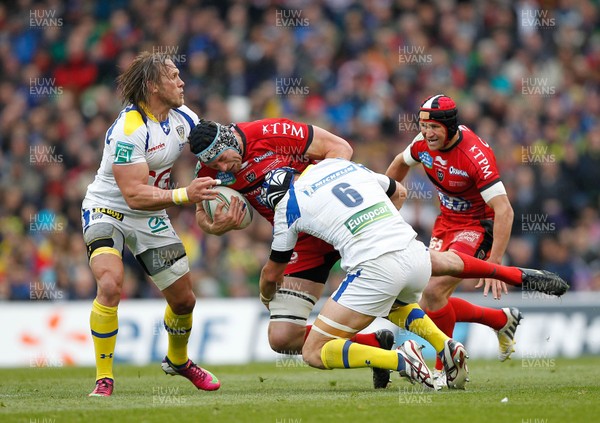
[202,186,253,229]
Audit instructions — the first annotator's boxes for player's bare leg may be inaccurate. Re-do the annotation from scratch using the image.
[424,250,521,385]
[88,253,123,397]
[267,275,395,388]
[427,249,568,359]
[303,299,435,390]
[429,250,567,295]
[267,276,325,354]
[419,274,460,311]
[160,273,220,391]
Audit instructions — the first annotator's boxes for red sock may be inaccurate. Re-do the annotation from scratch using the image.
[350,333,380,348]
[307,324,380,347]
[304,325,312,342]
[454,251,522,286]
[426,302,456,370]
[448,297,508,331]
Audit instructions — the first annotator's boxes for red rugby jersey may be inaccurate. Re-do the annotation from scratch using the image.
[402,125,505,224]
[195,118,314,223]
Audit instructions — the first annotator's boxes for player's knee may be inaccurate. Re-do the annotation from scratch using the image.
[431,251,462,276]
[429,251,445,276]
[268,324,303,354]
[267,289,316,353]
[168,294,196,315]
[94,267,123,305]
[420,285,439,310]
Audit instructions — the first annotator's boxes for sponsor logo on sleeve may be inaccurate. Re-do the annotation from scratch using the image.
[114,141,134,164]
[468,146,493,179]
[262,122,305,138]
[216,171,236,185]
[418,151,433,169]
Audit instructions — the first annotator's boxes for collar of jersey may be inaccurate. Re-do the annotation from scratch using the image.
[298,164,314,179]
[439,129,463,152]
[139,102,161,123]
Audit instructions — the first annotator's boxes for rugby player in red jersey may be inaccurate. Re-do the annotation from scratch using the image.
[387,94,523,388]
[188,118,396,388]
[188,115,567,390]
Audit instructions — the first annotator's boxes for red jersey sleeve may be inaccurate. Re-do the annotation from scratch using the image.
[460,126,501,192]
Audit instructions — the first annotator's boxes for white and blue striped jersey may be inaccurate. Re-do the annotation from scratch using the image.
[271,158,418,271]
[84,104,198,215]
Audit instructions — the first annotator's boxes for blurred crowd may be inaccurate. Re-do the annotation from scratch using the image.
[1,0,599,301]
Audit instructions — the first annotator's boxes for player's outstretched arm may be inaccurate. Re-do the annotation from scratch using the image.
[259,259,287,308]
[113,162,218,211]
[385,152,411,182]
[389,180,408,209]
[306,125,353,160]
[195,196,246,235]
[373,172,407,209]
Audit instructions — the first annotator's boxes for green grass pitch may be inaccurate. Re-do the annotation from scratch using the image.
[1,357,599,423]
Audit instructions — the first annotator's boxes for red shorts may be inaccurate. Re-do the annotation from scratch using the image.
[429,216,493,259]
[284,233,340,284]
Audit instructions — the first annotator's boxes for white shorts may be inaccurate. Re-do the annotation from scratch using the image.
[82,201,182,255]
[81,201,187,290]
[330,238,432,317]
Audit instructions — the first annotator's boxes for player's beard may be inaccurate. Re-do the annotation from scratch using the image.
[157,89,184,109]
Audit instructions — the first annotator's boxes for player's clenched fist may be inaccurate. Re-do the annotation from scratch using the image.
[185,177,220,203]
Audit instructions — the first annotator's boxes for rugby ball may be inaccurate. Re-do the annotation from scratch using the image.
[202,186,253,229]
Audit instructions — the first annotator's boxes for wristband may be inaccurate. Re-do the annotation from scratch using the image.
[260,292,273,305]
[172,187,190,205]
